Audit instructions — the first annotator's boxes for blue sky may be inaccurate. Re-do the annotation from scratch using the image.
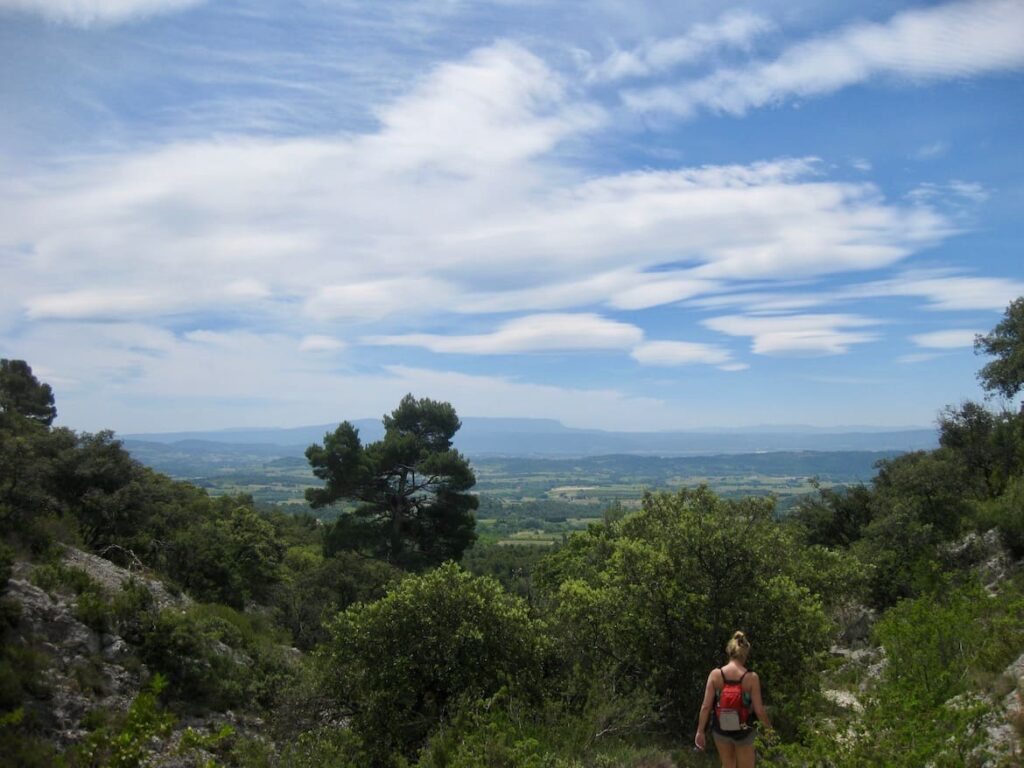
[1,0,1022,433]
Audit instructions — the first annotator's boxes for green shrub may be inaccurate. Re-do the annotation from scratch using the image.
[536,488,832,737]
[29,563,98,596]
[317,562,547,765]
[0,645,49,712]
[66,674,175,768]
[974,474,1024,557]
[415,687,671,768]
[770,578,1024,766]
[134,603,292,712]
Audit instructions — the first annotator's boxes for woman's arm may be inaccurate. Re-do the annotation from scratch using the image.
[749,672,772,730]
[695,670,717,749]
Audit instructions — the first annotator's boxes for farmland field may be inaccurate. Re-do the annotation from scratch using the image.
[124,440,898,544]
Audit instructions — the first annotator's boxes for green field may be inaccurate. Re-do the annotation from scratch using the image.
[124,443,898,544]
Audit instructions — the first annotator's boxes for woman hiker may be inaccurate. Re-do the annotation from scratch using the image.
[695,631,772,768]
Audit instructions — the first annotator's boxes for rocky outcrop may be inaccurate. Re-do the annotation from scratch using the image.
[979,652,1024,767]
[62,546,188,611]
[4,546,187,746]
[944,529,1016,593]
[5,573,146,745]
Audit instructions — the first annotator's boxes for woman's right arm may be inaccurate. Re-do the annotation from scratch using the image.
[749,672,772,730]
[695,671,716,750]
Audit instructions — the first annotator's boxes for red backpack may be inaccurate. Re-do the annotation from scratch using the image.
[714,668,751,731]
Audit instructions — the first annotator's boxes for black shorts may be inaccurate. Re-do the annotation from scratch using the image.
[712,726,757,747]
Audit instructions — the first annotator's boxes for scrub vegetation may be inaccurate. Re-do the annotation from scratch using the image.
[0,298,1023,766]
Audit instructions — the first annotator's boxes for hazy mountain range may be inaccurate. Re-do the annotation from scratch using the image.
[122,417,938,458]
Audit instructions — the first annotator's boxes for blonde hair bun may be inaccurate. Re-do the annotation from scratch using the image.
[726,630,751,660]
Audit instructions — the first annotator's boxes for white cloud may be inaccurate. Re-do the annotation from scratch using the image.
[0,0,203,26]
[689,271,1024,315]
[1,25,955,332]
[910,329,979,348]
[625,0,1024,117]
[381,365,686,432]
[367,41,603,173]
[367,313,643,355]
[5,319,695,432]
[25,288,168,320]
[914,141,950,160]
[299,335,346,353]
[907,180,988,206]
[848,273,1024,311]
[630,340,738,368]
[0,30,959,335]
[588,11,773,82]
[305,277,459,322]
[704,313,879,356]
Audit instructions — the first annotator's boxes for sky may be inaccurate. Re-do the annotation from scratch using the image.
[1,0,1022,433]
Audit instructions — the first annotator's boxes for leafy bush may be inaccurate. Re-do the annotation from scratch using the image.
[29,563,97,596]
[270,548,399,650]
[132,603,293,712]
[974,474,1024,557]
[771,578,1024,766]
[415,685,673,768]
[164,501,284,608]
[317,562,547,764]
[536,487,832,736]
[66,674,175,768]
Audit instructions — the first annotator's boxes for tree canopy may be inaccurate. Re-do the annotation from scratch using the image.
[0,359,56,428]
[306,394,477,569]
[975,296,1024,400]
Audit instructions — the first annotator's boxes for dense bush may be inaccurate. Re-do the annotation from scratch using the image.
[130,602,293,712]
[270,547,399,650]
[974,474,1024,557]
[317,562,547,764]
[772,577,1024,766]
[536,487,834,735]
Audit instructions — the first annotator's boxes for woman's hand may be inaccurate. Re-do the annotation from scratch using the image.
[695,730,706,751]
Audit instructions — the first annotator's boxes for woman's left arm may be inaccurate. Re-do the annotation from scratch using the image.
[749,672,772,730]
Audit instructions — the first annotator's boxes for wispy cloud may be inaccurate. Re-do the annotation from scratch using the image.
[630,340,742,370]
[0,0,203,26]
[848,273,1024,311]
[299,335,346,353]
[1,39,953,333]
[910,329,979,348]
[689,271,1024,315]
[366,313,643,355]
[625,0,1024,117]
[704,313,879,356]
[4,318,691,432]
[586,10,772,82]
[914,140,951,160]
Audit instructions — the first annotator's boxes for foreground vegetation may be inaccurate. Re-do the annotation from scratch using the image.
[0,297,1023,766]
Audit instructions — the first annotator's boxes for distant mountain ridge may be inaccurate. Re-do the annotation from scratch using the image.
[122,417,938,458]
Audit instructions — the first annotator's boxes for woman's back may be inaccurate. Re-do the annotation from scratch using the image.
[717,660,755,694]
[696,631,771,766]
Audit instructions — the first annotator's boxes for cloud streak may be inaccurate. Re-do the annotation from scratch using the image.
[1,40,952,333]
[0,0,203,26]
[704,313,880,356]
[367,313,644,355]
[625,0,1024,117]
[587,10,772,82]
